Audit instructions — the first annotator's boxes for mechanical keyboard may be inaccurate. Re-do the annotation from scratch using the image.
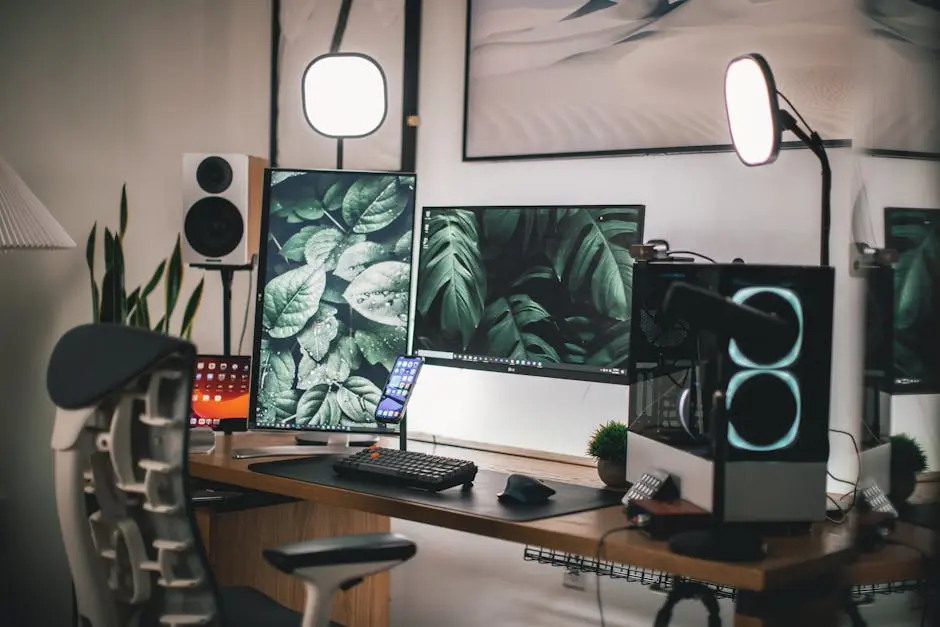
[333,447,479,492]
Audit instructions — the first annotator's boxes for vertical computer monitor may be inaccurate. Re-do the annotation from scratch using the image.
[190,354,251,431]
[884,207,940,394]
[249,168,417,444]
[411,205,645,384]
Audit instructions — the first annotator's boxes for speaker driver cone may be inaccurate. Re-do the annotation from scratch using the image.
[196,156,234,194]
[185,197,244,259]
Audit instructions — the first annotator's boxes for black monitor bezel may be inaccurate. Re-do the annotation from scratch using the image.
[247,167,417,436]
[411,204,646,386]
[883,206,940,395]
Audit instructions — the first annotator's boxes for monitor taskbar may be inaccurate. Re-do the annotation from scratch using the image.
[415,350,629,385]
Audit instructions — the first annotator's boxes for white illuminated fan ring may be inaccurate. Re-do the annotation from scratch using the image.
[728,287,803,369]
[726,370,801,452]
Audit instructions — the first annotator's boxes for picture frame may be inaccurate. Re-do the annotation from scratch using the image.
[461,0,857,162]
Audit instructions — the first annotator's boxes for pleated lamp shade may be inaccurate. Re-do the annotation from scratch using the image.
[0,154,75,251]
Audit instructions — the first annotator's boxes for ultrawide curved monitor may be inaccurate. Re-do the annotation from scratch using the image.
[411,205,645,384]
[248,168,416,437]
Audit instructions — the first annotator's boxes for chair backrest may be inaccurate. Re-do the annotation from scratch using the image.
[48,324,221,627]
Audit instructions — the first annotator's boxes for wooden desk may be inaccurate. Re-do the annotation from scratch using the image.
[188,433,894,627]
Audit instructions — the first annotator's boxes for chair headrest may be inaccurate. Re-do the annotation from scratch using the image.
[47,323,195,409]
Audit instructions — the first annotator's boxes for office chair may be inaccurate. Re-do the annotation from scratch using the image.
[48,323,416,627]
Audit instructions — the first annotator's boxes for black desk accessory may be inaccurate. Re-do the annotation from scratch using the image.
[662,281,795,562]
[191,260,254,357]
[249,456,625,523]
[623,469,678,505]
[333,447,478,492]
[498,474,556,505]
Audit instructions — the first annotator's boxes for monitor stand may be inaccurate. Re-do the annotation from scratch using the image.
[294,432,377,447]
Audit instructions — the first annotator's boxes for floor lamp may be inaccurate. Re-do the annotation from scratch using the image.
[724,53,832,267]
[301,51,387,169]
[0,153,76,624]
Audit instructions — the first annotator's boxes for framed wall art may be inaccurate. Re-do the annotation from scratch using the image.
[462,0,858,162]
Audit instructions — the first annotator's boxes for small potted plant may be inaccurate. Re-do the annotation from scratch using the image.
[588,420,629,489]
[889,433,928,502]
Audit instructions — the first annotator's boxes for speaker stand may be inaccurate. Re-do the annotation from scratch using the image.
[192,260,254,356]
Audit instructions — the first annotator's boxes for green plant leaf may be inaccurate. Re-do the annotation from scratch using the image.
[354,324,407,372]
[153,316,165,332]
[548,207,639,321]
[103,228,115,270]
[297,335,360,389]
[393,230,413,259]
[415,210,486,348]
[511,265,557,288]
[585,321,632,366]
[587,420,628,462]
[480,294,560,362]
[313,390,343,427]
[179,277,205,339]
[297,304,340,361]
[482,207,552,252]
[259,343,296,398]
[86,224,100,322]
[336,376,382,422]
[262,264,327,339]
[125,287,141,325]
[342,175,410,234]
[334,241,390,282]
[100,235,127,324]
[303,227,365,271]
[256,388,301,426]
[895,231,940,331]
[164,236,184,333]
[270,176,326,222]
[119,184,128,240]
[322,275,349,305]
[343,260,411,327]
[279,226,317,262]
[141,260,166,298]
[295,384,330,426]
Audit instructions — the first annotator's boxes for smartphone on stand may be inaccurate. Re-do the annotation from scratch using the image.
[374,355,423,424]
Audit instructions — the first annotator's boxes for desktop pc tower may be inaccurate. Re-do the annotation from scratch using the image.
[627,262,835,524]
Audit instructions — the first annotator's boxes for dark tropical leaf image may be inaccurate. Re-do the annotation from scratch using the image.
[414,206,644,374]
[886,208,940,390]
[254,170,416,428]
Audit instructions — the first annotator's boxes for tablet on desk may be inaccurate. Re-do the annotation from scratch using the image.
[190,354,251,431]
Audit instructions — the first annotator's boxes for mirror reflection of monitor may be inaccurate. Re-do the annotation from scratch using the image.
[724,53,782,167]
[248,168,416,444]
[884,207,940,394]
[411,205,645,384]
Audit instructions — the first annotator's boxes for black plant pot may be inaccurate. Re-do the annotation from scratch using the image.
[597,459,628,489]
[889,472,917,503]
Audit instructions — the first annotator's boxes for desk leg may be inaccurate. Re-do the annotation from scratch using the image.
[733,575,844,627]
[199,500,391,627]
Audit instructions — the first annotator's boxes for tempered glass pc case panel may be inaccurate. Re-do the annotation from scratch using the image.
[884,207,940,394]
[715,264,835,466]
[411,205,645,384]
[249,169,416,434]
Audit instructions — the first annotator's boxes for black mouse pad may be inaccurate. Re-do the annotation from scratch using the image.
[248,455,625,522]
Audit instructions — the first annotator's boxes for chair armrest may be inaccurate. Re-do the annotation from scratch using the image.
[263,533,417,575]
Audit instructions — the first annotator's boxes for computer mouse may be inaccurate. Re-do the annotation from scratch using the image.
[497,474,556,505]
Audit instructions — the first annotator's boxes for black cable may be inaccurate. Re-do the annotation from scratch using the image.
[665,250,718,264]
[596,525,636,627]
[829,429,861,514]
[777,90,814,134]
[330,0,353,53]
[237,255,257,355]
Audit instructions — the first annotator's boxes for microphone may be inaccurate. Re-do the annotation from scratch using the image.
[662,281,792,347]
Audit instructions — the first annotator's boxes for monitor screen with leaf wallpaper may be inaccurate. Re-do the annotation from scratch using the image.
[885,207,940,394]
[412,205,645,384]
[250,169,415,434]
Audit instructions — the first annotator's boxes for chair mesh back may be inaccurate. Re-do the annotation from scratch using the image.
[56,353,220,627]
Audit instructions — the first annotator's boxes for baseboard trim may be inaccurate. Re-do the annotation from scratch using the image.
[408,432,594,467]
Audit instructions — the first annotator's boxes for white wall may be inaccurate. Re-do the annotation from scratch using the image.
[0,1,269,623]
[407,0,867,486]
